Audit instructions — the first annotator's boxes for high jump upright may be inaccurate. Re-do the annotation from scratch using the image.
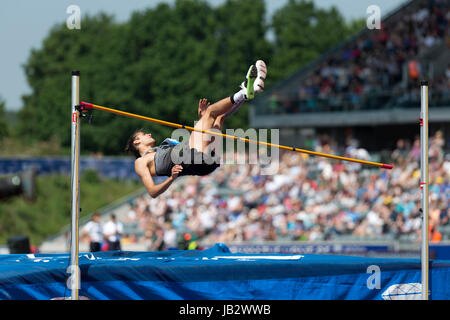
[70,70,81,300]
[420,80,429,300]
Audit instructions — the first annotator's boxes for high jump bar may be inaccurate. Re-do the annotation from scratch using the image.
[79,101,394,169]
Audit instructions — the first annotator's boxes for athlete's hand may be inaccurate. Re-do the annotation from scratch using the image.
[171,165,183,179]
[198,98,210,118]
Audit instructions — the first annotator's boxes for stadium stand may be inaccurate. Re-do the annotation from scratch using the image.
[113,131,449,251]
[255,0,449,114]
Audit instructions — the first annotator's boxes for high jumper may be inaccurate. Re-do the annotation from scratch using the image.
[124,60,267,198]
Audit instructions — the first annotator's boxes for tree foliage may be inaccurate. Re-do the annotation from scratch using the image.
[18,0,360,155]
[270,0,353,80]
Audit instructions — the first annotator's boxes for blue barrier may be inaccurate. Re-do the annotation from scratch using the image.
[430,244,450,260]
[0,157,137,180]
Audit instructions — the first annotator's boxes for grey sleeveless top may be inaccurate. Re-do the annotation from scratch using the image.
[142,138,180,176]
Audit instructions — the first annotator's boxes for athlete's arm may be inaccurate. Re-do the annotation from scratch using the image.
[135,159,182,198]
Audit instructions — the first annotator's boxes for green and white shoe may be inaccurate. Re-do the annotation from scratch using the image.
[240,60,267,100]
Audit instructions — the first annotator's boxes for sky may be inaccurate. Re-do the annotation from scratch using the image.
[0,0,407,111]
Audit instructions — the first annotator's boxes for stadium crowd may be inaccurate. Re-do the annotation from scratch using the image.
[268,0,450,113]
[119,131,450,251]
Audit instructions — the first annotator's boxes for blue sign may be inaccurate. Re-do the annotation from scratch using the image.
[227,243,392,255]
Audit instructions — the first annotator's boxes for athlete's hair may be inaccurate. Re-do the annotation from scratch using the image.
[124,128,145,159]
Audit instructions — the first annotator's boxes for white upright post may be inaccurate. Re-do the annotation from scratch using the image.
[70,70,81,300]
[420,80,429,300]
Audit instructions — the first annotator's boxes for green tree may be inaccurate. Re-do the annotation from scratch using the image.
[270,0,352,80]
[121,0,271,136]
[17,0,359,155]
[346,18,366,35]
[213,0,272,130]
[18,0,272,154]
[18,13,127,154]
[119,0,220,145]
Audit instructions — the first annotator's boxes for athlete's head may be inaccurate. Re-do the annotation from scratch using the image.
[125,128,156,158]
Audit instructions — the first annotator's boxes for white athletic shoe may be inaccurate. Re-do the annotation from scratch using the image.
[254,60,267,93]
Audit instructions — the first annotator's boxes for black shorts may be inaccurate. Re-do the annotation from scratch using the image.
[171,143,220,177]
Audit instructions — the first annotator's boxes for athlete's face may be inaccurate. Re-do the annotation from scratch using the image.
[136,132,156,147]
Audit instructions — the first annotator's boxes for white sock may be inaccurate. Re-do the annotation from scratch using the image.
[231,89,246,105]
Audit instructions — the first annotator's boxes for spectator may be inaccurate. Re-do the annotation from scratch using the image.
[163,222,177,249]
[151,227,165,251]
[103,213,124,251]
[391,139,409,162]
[82,212,104,252]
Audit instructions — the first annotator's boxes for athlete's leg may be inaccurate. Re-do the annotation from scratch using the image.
[199,98,239,130]
[197,60,267,131]
[189,64,258,152]
[189,96,236,152]
[200,100,231,130]
[223,99,244,119]
[222,60,266,118]
[212,114,225,131]
[189,60,268,153]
